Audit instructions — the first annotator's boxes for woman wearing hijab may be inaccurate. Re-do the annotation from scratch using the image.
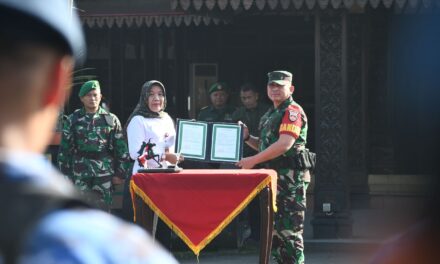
[123,81,181,247]
[126,80,180,173]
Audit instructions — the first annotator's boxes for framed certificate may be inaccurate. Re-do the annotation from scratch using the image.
[175,119,244,164]
[176,120,208,160]
[210,123,242,162]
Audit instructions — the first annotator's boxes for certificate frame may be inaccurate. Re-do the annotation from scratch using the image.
[210,123,242,162]
[176,120,208,160]
[175,119,243,164]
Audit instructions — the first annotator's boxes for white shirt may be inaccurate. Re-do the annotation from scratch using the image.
[127,115,176,173]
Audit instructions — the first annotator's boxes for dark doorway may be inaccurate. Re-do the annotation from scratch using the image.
[184,14,316,149]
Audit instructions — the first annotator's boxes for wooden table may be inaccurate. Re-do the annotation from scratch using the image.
[130,169,277,264]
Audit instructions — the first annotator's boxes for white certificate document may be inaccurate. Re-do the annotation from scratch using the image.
[176,121,207,159]
[210,124,241,162]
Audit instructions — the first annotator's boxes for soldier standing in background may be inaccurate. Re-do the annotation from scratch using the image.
[190,82,236,169]
[58,80,131,211]
[197,82,236,123]
[232,83,270,158]
[237,71,312,264]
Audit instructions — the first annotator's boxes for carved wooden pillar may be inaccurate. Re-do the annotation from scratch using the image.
[311,10,353,238]
[347,15,368,205]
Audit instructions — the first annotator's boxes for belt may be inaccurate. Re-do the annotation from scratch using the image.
[268,146,307,170]
[74,151,110,159]
[77,175,113,186]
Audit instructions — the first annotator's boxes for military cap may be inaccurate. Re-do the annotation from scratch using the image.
[267,71,293,85]
[79,80,101,97]
[208,82,229,95]
[0,0,86,65]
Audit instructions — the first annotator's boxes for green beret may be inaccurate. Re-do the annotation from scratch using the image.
[79,80,100,97]
[208,82,228,95]
[267,70,293,85]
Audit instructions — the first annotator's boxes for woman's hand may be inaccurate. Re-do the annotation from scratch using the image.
[165,153,184,165]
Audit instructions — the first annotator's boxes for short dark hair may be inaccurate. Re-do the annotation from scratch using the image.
[240,83,258,93]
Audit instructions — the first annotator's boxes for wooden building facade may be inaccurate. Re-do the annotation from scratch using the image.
[75,0,440,238]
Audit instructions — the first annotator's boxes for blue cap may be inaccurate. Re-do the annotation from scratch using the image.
[0,0,86,65]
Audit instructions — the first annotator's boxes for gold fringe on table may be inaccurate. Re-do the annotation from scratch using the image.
[130,176,273,256]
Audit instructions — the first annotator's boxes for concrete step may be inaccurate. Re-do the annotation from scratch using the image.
[304,208,422,240]
[175,239,379,264]
[305,238,381,253]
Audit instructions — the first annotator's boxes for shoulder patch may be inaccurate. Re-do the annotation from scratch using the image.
[288,110,299,122]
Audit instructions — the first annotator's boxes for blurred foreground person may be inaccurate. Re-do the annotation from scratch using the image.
[0,1,178,263]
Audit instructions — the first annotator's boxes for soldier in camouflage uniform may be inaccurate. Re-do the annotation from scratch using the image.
[236,71,310,264]
[58,80,131,211]
[197,82,236,123]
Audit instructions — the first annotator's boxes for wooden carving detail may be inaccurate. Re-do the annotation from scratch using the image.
[315,13,345,187]
[347,15,365,173]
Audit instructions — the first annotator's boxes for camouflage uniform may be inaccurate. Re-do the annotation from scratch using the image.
[259,96,309,264]
[197,105,236,123]
[58,107,131,210]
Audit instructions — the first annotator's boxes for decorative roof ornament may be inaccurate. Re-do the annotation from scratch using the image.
[167,0,439,11]
[81,14,229,28]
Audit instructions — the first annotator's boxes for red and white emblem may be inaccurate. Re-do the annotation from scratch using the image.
[288,110,299,122]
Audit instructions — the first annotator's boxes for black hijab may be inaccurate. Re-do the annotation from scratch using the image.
[125,80,168,134]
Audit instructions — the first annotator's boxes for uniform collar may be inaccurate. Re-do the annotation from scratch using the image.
[211,105,233,112]
[245,105,259,112]
[79,106,108,116]
[275,96,294,110]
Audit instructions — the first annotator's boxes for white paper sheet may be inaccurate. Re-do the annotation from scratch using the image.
[211,124,241,162]
[178,122,207,159]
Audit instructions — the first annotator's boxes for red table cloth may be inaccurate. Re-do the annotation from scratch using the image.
[130,169,277,255]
